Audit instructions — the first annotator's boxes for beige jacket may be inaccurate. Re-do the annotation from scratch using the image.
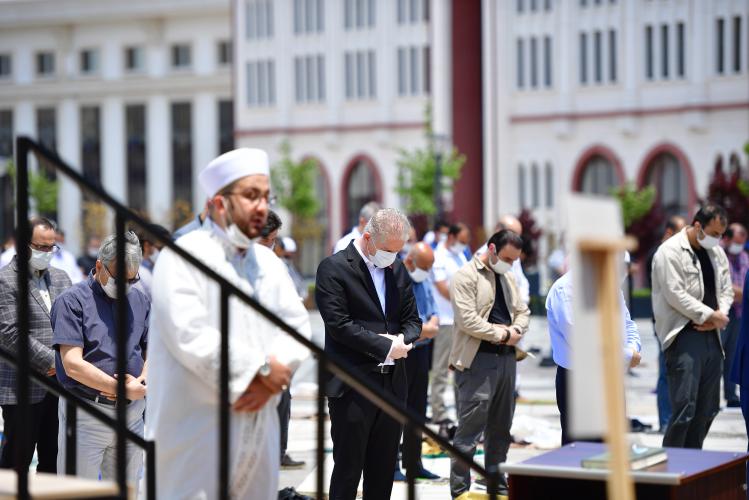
[449,256,531,371]
[652,227,734,350]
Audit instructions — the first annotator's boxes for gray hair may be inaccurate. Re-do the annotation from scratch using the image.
[359,201,381,223]
[98,231,143,271]
[364,208,411,244]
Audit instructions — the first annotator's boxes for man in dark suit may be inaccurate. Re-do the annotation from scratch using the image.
[0,217,72,472]
[316,208,421,500]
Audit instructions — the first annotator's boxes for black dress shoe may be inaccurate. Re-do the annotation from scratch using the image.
[281,453,306,469]
[278,487,313,500]
[475,475,509,496]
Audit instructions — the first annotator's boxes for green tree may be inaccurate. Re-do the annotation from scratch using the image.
[6,159,59,216]
[271,141,321,240]
[611,182,656,230]
[395,106,466,221]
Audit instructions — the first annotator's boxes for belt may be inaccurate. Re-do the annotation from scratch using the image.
[477,341,515,355]
[371,364,394,374]
[74,390,129,407]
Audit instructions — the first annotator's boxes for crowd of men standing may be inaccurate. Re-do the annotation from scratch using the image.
[0,142,747,500]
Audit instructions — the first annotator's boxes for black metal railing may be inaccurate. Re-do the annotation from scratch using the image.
[13,136,501,500]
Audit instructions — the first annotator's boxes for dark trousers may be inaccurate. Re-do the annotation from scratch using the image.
[721,309,741,404]
[556,365,571,446]
[0,390,58,473]
[451,351,516,497]
[740,385,749,499]
[656,338,672,432]
[396,343,431,473]
[328,372,401,500]
[277,388,292,458]
[663,328,722,449]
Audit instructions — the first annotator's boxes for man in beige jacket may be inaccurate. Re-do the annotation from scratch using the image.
[652,203,733,449]
[448,230,530,498]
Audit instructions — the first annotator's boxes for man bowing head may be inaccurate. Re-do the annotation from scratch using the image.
[146,148,311,500]
[316,208,422,500]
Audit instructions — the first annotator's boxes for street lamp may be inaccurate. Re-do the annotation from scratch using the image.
[431,133,450,221]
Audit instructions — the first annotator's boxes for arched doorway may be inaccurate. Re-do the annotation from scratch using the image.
[571,145,625,196]
[637,145,695,220]
[341,155,382,235]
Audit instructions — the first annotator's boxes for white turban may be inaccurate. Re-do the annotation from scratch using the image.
[198,148,270,197]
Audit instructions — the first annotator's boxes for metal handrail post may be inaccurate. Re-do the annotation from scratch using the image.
[316,356,325,498]
[219,288,230,500]
[114,214,128,499]
[65,398,77,474]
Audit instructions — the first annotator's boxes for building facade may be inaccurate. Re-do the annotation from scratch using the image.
[483,0,749,290]
[0,0,234,255]
[234,0,438,274]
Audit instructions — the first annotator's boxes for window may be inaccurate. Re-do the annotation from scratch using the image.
[397,45,429,96]
[171,102,192,208]
[517,0,524,13]
[531,163,539,208]
[80,48,99,74]
[345,159,379,230]
[344,0,374,29]
[579,33,588,84]
[645,25,653,79]
[0,54,11,79]
[36,107,57,179]
[676,23,685,78]
[423,45,431,94]
[0,110,12,158]
[530,37,538,87]
[517,38,525,88]
[294,0,324,33]
[608,29,617,82]
[126,105,147,210]
[580,0,587,6]
[733,16,742,73]
[124,46,145,72]
[545,163,553,208]
[661,24,669,78]
[218,41,232,66]
[246,60,276,107]
[579,155,619,195]
[218,100,234,154]
[299,161,330,277]
[518,165,527,210]
[543,36,552,87]
[594,31,602,83]
[171,44,191,68]
[80,106,101,189]
[344,50,376,99]
[530,0,537,11]
[247,0,274,39]
[396,0,429,24]
[644,153,689,219]
[544,0,551,10]
[294,54,325,103]
[36,51,55,76]
[716,18,725,74]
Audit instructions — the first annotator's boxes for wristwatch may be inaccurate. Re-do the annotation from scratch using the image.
[259,359,271,377]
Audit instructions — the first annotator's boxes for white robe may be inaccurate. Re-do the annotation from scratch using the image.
[144,221,311,500]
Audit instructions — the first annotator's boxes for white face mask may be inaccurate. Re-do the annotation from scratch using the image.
[29,249,53,271]
[729,243,745,255]
[222,196,252,249]
[366,239,397,268]
[150,249,161,263]
[451,242,467,255]
[698,228,720,250]
[490,253,512,274]
[101,267,131,299]
[438,233,448,243]
[409,267,430,283]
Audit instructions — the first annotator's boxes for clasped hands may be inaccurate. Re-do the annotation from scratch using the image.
[380,333,413,359]
[101,373,147,401]
[694,309,729,332]
[234,356,291,413]
[495,325,523,346]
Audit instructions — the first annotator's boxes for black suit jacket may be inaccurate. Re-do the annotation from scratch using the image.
[315,241,421,399]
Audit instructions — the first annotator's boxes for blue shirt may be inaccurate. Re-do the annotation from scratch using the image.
[546,272,641,370]
[51,273,150,398]
[412,280,437,323]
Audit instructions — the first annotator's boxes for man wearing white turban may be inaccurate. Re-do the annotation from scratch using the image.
[144,148,311,499]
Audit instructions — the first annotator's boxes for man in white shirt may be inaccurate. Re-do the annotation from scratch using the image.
[146,148,311,499]
[333,201,380,254]
[429,223,470,425]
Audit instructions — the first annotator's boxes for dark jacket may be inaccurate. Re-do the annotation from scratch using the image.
[730,270,749,387]
[315,241,421,399]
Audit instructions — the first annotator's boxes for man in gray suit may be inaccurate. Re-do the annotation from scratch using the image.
[0,217,72,472]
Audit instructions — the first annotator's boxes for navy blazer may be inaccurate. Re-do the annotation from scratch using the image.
[730,270,749,388]
[315,241,421,399]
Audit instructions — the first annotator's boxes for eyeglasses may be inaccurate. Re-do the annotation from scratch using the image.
[103,264,141,285]
[30,242,60,253]
[225,190,277,208]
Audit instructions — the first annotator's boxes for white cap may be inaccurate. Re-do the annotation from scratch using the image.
[198,148,270,197]
[282,237,297,253]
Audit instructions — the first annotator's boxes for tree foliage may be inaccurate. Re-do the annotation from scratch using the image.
[611,182,657,230]
[706,151,749,228]
[395,105,466,219]
[6,160,59,216]
[271,141,320,221]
